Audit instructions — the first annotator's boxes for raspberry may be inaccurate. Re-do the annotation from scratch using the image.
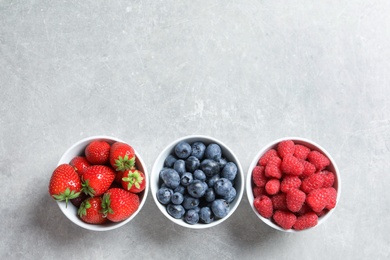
[265,156,282,179]
[286,189,306,212]
[306,188,330,213]
[293,144,310,160]
[307,150,330,170]
[319,170,335,188]
[253,186,265,198]
[301,160,316,178]
[280,175,301,193]
[277,140,295,158]
[293,212,318,230]
[253,195,273,218]
[258,149,278,166]
[325,187,337,210]
[296,203,311,216]
[301,174,325,194]
[281,155,304,176]
[271,193,287,210]
[273,210,297,229]
[265,179,280,195]
[252,166,267,187]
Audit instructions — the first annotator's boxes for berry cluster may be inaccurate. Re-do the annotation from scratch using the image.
[252,140,337,230]
[49,140,146,225]
[156,141,239,225]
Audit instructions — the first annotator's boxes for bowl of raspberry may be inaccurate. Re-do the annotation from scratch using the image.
[151,135,244,229]
[48,135,149,231]
[246,137,340,232]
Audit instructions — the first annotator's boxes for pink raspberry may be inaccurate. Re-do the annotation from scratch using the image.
[301,173,325,194]
[301,160,316,177]
[293,212,318,230]
[306,188,330,213]
[265,179,280,195]
[265,156,282,179]
[271,193,287,211]
[252,186,265,198]
[252,166,267,187]
[281,155,304,176]
[307,150,330,170]
[286,189,306,212]
[258,149,278,166]
[253,195,273,218]
[319,170,335,188]
[280,175,301,193]
[273,210,297,230]
[277,140,295,158]
[293,144,311,160]
[325,187,337,210]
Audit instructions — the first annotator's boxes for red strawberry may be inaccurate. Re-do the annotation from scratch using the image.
[286,189,306,212]
[109,142,136,171]
[258,149,278,166]
[82,165,115,197]
[265,179,280,195]
[69,156,91,177]
[273,210,297,229]
[306,188,330,213]
[101,188,140,222]
[293,212,318,230]
[277,140,295,158]
[253,195,273,218]
[301,173,325,194]
[252,186,265,198]
[252,166,267,187]
[301,160,316,178]
[121,169,146,193]
[49,164,81,207]
[307,150,330,170]
[265,156,282,179]
[319,170,335,188]
[281,155,304,176]
[280,175,301,193]
[78,197,107,224]
[271,193,287,211]
[293,144,310,160]
[85,140,111,165]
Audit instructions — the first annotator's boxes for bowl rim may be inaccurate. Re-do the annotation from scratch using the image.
[151,134,245,229]
[246,136,341,232]
[56,135,149,231]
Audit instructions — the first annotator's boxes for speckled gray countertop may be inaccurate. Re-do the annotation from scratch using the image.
[1,1,389,259]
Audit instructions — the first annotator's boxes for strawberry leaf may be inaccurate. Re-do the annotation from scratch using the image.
[114,155,135,171]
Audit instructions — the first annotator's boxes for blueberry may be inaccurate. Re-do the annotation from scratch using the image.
[205,143,222,161]
[193,169,206,182]
[156,187,173,205]
[171,192,184,205]
[174,185,186,194]
[199,207,214,224]
[207,174,220,187]
[180,172,193,186]
[182,195,200,209]
[187,180,207,198]
[193,206,201,213]
[214,178,233,197]
[217,157,228,170]
[160,168,180,189]
[173,159,186,176]
[200,159,220,177]
[185,156,200,172]
[211,199,230,218]
[222,187,236,203]
[174,141,192,159]
[191,141,206,160]
[167,204,185,219]
[205,188,216,202]
[221,162,238,181]
[184,209,199,225]
[164,155,177,168]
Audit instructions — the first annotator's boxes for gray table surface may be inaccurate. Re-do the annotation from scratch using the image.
[1,1,389,259]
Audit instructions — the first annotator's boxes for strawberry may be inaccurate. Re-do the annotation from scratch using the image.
[69,156,91,177]
[81,165,115,197]
[252,166,267,187]
[70,192,89,208]
[301,173,325,194]
[280,175,301,193]
[307,150,330,170]
[258,149,278,166]
[253,195,273,218]
[306,188,330,213]
[265,156,282,179]
[121,169,146,193]
[277,140,295,158]
[265,179,280,195]
[102,188,140,222]
[281,155,304,176]
[293,212,318,230]
[109,142,136,171]
[273,210,297,229]
[49,164,81,207]
[85,140,111,165]
[78,197,107,224]
[293,144,310,160]
[286,189,306,212]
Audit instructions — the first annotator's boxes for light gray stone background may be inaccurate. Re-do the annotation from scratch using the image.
[1,0,389,259]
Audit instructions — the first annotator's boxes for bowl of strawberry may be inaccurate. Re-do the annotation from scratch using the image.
[151,135,244,229]
[48,136,148,231]
[246,137,341,232]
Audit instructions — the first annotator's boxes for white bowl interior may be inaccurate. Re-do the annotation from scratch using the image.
[246,137,341,232]
[56,135,149,231]
[151,135,244,229]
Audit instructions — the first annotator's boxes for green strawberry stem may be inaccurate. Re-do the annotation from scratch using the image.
[77,200,91,217]
[101,193,113,217]
[81,180,96,197]
[122,170,143,190]
[114,155,135,171]
[52,188,80,208]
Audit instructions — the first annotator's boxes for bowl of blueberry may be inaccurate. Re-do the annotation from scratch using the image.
[151,135,244,229]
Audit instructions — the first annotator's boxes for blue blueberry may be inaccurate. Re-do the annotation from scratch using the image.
[217,157,227,170]
[180,172,193,186]
[207,174,220,187]
[185,156,200,173]
[191,141,206,160]
[173,159,186,176]
[167,204,185,219]
[187,180,206,198]
[156,187,173,205]
[200,159,220,177]
[211,199,230,218]
[205,143,222,160]
[214,178,233,197]
[199,207,214,224]
[205,188,216,202]
[184,209,199,225]
[160,168,180,189]
[193,169,206,182]
[164,154,177,168]
[221,162,238,181]
[193,206,201,213]
[174,141,192,159]
[222,187,236,203]
[182,195,200,210]
[174,185,186,194]
[171,192,184,205]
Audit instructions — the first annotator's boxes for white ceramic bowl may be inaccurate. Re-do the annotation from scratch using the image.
[151,135,244,229]
[246,137,341,232]
[56,135,149,231]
